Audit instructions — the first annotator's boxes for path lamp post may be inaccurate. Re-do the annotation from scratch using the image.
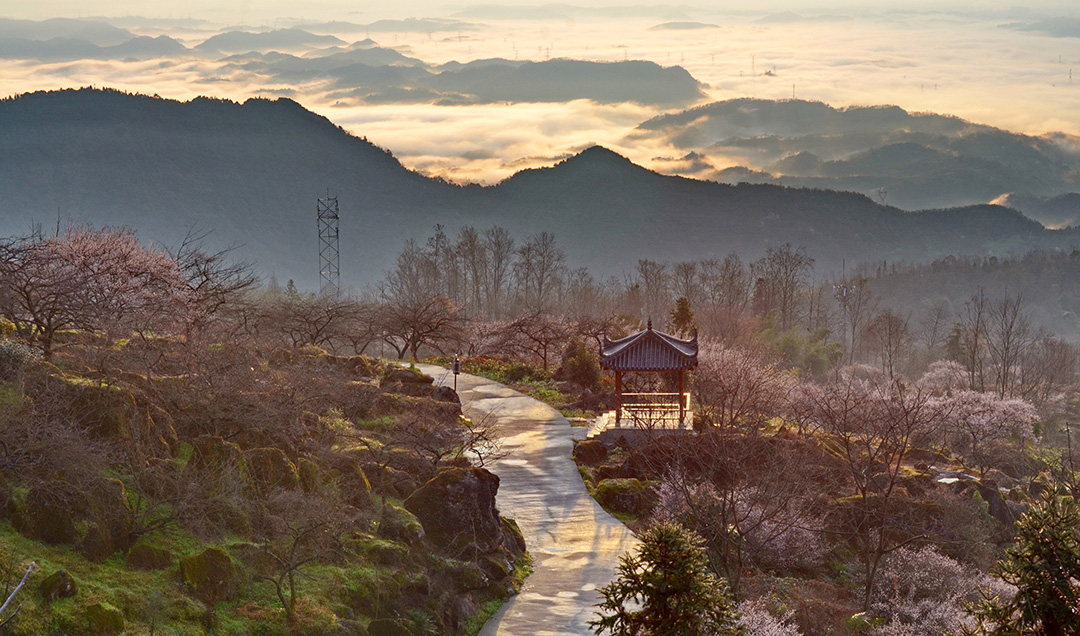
[452,354,461,392]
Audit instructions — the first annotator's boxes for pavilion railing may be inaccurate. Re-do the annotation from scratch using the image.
[618,392,692,429]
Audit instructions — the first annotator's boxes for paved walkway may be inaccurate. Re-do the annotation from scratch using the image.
[413,364,638,636]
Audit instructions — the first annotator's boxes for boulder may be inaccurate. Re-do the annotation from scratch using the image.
[22,482,82,544]
[368,618,415,636]
[40,569,77,601]
[296,457,323,494]
[184,436,251,491]
[127,543,173,570]
[78,522,114,562]
[0,472,11,520]
[180,547,240,603]
[432,385,460,404]
[377,503,425,545]
[594,478,657,517]
[573,439,608,466]
[382,368,434,387]
[21,480,133,554]
[245,447,299,492]
[403,467,512,553]
[340,381,383,422]
[65,380,138,440]
[86,601,124,636]
[362,462,418,499]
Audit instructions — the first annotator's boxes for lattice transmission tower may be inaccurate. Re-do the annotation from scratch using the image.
[317,194,340,299]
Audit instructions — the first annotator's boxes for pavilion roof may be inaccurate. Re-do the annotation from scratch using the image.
[600,321,698,371]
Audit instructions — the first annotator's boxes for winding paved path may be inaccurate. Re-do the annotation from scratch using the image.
[413,364,638,636]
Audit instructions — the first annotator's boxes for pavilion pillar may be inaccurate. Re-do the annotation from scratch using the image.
[678,370,686,428]
[615,370,623,426]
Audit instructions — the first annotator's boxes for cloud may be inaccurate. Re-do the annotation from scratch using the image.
[2,9,1080,185]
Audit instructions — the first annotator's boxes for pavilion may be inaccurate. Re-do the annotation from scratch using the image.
[592,320,697,441]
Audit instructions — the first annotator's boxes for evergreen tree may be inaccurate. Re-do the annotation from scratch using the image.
[590,521,742,636]
[668,297,695,338]
[958,487,1080,636]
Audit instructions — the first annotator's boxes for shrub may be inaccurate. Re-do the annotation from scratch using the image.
[868,546,1008,636]
[555,337,602,391]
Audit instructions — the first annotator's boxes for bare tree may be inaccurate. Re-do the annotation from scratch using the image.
[950,290,989,392]
[798,373,947,611]
[455,226,487,319]
[0,228,190,357]
[671,261,701,307]
[514,232,566,311]
[170,226,259,339]
[634,259,671,323]
[263,295,365,352]
[483,226,515,319]
[698,255,752,342]
[378,295,463,360]
[865,310,910,378]
[917,298,951,355]
[752,244,813,331]
[986,294,1032,399]
[493,311,570,371]
[255,491,355,623]
[691,340,794,432]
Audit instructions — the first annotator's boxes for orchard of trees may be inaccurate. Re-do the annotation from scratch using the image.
[2,224,1080,635]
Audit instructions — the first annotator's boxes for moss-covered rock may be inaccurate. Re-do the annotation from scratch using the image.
[186,435,247,475]
[368,617,415,636]
[403,467,513,554]
[573,439,609,466]
[245,447,299,492]
[297,457,323,493]
[127,543,173,570]
[68,379,139,440]
[78,522,114,562]
[21,482,82,544]
[39,569,77,601]
[180,547,240,603]
[0,471,14,521]
[594,478,657,516]
[86,601,124,636]
[362,462,419,499]
[183,436,252,499]
[377,502,425,545]
[19,479,133,554]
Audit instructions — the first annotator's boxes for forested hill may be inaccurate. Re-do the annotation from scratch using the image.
[2,88,1079,289]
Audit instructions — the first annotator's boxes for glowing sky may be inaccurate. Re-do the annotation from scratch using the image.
[2,2,1080,183]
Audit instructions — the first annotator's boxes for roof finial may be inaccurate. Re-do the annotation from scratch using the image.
[647,318,653,330]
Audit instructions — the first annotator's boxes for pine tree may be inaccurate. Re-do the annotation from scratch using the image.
[668,297,696,338]
[590,521,743,636]
[958,487,1080,636]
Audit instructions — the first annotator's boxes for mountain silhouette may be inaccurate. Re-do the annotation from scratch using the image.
[3,89,1078,290]
[632,98,1080,213]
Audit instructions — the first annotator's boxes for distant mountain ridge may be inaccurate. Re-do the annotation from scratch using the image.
[2,88,1079,290]
[632,98,1080,219]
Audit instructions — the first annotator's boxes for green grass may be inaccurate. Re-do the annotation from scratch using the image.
[461,552,534,636]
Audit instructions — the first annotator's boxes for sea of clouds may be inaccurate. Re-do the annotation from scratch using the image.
[2,3,1079,183]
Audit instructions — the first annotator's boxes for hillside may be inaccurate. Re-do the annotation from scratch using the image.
[632,98,1080,217]
[3,89,1080,289]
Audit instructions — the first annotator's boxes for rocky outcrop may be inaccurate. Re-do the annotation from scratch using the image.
[86,602,124,636]
[40,569,77,601]
[403,467,520,558]
[180,547,240,603]
[245,447,299,492]
[127,543,173,570]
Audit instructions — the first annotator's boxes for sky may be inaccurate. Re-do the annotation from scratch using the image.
[2,1,1080,183]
